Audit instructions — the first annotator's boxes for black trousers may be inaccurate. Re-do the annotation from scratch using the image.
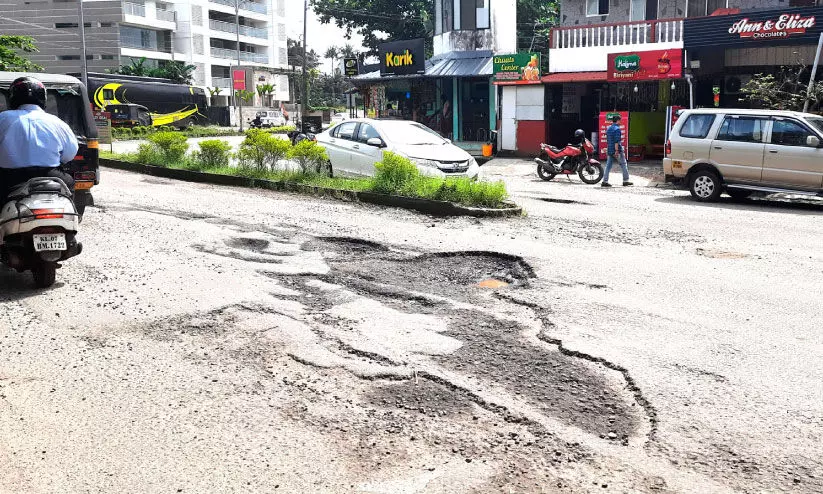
[0,167,74,204]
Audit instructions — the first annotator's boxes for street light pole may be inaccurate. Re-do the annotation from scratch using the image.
[78,0,89,89]
[235,0,244,131]
[302,0,308,129]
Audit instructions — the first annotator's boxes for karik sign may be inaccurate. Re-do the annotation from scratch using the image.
[684,6,823,49]
[379,38,425,77]
[729,13,816,40]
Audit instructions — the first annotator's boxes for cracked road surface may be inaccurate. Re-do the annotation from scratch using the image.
[0,164,821,493]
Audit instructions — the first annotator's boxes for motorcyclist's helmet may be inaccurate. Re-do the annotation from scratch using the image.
[574,129,585,140]
[9,77,47,110]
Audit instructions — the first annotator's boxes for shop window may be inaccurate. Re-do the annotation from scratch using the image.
[679,114,715,139]
[771,120,813,147]
[716,117,765,143]
[587,0,609,16]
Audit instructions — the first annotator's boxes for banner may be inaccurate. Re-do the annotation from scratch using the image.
[93,111,112,145]
[599,111,629,160]
[379,38,425,76]
[343,57,358,77]
[607,49,683,82]
[493,53,541,82]
[232,70,246,91]
[684,6,823,49]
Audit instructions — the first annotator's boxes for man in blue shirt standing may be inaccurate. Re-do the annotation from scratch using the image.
[602,114,632,187]
[0,77,78,202]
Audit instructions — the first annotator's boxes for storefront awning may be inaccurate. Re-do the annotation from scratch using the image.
[540,72,608,83]
[352,51,493,83]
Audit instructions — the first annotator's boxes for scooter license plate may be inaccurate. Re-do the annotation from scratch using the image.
[33,233,67,252]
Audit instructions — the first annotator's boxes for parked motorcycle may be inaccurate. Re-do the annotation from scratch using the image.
[534,131,604,184]
[287,123,318,145]
[0,177,82,288]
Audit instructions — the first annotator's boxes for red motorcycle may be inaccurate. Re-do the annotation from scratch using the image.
[534,133,604,185]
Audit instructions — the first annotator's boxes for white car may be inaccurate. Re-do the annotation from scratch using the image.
[315,118,480,179]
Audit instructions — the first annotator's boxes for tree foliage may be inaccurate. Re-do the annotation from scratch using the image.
[310,0,432,55]
[0,35,42,71]
[517,0,559,57]
[111,58,196,84]
[288,38,320,69]
[741,64,823,112]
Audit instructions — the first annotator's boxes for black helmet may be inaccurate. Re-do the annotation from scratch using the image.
[9,77,47,110]
[574,129,585,139]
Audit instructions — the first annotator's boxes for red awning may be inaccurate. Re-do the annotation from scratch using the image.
[540,72,608,84]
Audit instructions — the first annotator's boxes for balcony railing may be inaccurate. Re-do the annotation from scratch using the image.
[209,19,267,39]
[124,2,146,17]
[211,46,269,64]
[121,39,172,53]
[156,9,175,22]
[211,76,231,88]
[551,18,683,50]
[209,0,268,15]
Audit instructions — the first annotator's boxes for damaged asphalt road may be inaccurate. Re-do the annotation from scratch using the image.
[0,167,821,493]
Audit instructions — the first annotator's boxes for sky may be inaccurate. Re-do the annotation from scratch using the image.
[285,2,367,73]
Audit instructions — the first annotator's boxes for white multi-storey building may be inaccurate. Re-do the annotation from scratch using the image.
[0,0,289,102]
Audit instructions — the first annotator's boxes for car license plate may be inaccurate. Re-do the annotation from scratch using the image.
[74,181,93,190]
[33,233,67,252]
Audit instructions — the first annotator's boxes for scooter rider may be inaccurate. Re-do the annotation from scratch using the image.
[0,77,78,203]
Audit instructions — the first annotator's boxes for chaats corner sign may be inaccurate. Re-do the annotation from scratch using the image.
[607,49,682,82]
[684,6,823,49]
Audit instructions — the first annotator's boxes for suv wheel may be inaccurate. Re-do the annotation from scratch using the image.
[689,170,722,202]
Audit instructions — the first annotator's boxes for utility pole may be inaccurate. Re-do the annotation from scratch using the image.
[302,0,308,129]
[235,0,244,131]
[804,32,823,113]
[78,0,89,89]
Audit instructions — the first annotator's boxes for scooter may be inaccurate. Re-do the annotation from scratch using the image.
[0,177,82,288]
[534,138,604,184]
[287,122,318,145]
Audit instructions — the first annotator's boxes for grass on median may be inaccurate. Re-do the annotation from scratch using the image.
[102,135,509,208]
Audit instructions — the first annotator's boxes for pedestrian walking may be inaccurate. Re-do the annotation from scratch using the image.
[602,114,633,187]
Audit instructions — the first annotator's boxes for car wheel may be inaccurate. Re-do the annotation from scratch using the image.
[689,170,723,202]
[727,189,752,200]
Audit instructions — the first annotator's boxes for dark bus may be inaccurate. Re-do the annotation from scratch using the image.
[0,72,98,215]
[84,73,208,129]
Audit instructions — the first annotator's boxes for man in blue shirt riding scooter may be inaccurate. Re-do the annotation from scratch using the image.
[602,114,633,188]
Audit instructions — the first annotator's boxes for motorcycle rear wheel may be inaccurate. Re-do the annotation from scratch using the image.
[537,164,557,181]
[578,162,604,184]
[32,262,56,289]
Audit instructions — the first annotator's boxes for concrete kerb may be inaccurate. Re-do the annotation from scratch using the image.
[99,158,523,218]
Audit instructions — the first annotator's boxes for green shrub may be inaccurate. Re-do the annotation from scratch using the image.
[135,142,164,166]
[158,125,175,133]
[116,128,132,140]
[237,129,291,171]
[288,140,329,174]
[266,125,296,134]
[147,131,189,163]
[371,151,419,194]
[194,139,233,169]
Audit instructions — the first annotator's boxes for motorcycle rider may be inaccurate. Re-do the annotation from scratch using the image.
[0,77,78,202]
[601,114,633,188]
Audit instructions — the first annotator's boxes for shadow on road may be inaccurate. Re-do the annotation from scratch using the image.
[655,194,823,214]
[0,268,60,300]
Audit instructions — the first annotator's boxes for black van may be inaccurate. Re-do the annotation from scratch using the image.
[0,72,98,215]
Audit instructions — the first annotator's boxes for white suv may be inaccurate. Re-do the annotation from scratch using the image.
[664,109,823,201]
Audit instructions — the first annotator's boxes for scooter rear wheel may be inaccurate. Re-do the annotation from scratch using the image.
[537,164,557,181]
[32,262,56,289]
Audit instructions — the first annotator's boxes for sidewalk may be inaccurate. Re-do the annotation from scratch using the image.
[482,156,664,182]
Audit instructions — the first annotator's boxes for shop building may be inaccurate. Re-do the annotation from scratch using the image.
[352,0,516,156]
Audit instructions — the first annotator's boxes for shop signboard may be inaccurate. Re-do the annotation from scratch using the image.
[343,57,358,77]
[379,38,425,77]
[232,70,246,90]
[93,110,112,148]
[598,111,629,161]
[492,53,541,82]
[684,6,823,49]
[607,50,683,82]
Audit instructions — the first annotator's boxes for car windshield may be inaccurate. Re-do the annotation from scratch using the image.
[380,122,446,145]
[806,117,823,135]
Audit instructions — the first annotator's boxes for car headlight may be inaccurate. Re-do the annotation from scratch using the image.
[412,158,439,168]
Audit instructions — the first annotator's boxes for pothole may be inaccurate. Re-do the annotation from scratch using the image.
[696,248,749,259]
[226,237,270,251]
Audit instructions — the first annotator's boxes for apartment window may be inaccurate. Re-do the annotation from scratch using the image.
[278,23,286,41]
[790,0,816,6]
[100,22,114,28]
[194,34,204,55]
[476,0,490,29]
[120,26,170,52]
[630,0,645,21]
[55,22,91,28]
[101,54,116,60]
[192,5,203,26]
[441,0,454,33]
[587,0,609,16]
[57,55,80,60]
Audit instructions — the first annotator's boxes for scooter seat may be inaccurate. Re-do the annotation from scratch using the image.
[6,178,72,201]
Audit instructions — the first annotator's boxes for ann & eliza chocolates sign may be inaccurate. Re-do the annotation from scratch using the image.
[684,6,823,49]
[729,13,815,40]
[607,49,683,82]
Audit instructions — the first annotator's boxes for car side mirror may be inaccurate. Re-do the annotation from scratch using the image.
[807,135,821,147]
[366,137,384,147]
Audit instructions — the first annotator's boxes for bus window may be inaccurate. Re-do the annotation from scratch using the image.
[103,89,115,100]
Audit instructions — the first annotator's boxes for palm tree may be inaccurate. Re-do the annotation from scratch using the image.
[324,46,339,76]
[339,44,356,59]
